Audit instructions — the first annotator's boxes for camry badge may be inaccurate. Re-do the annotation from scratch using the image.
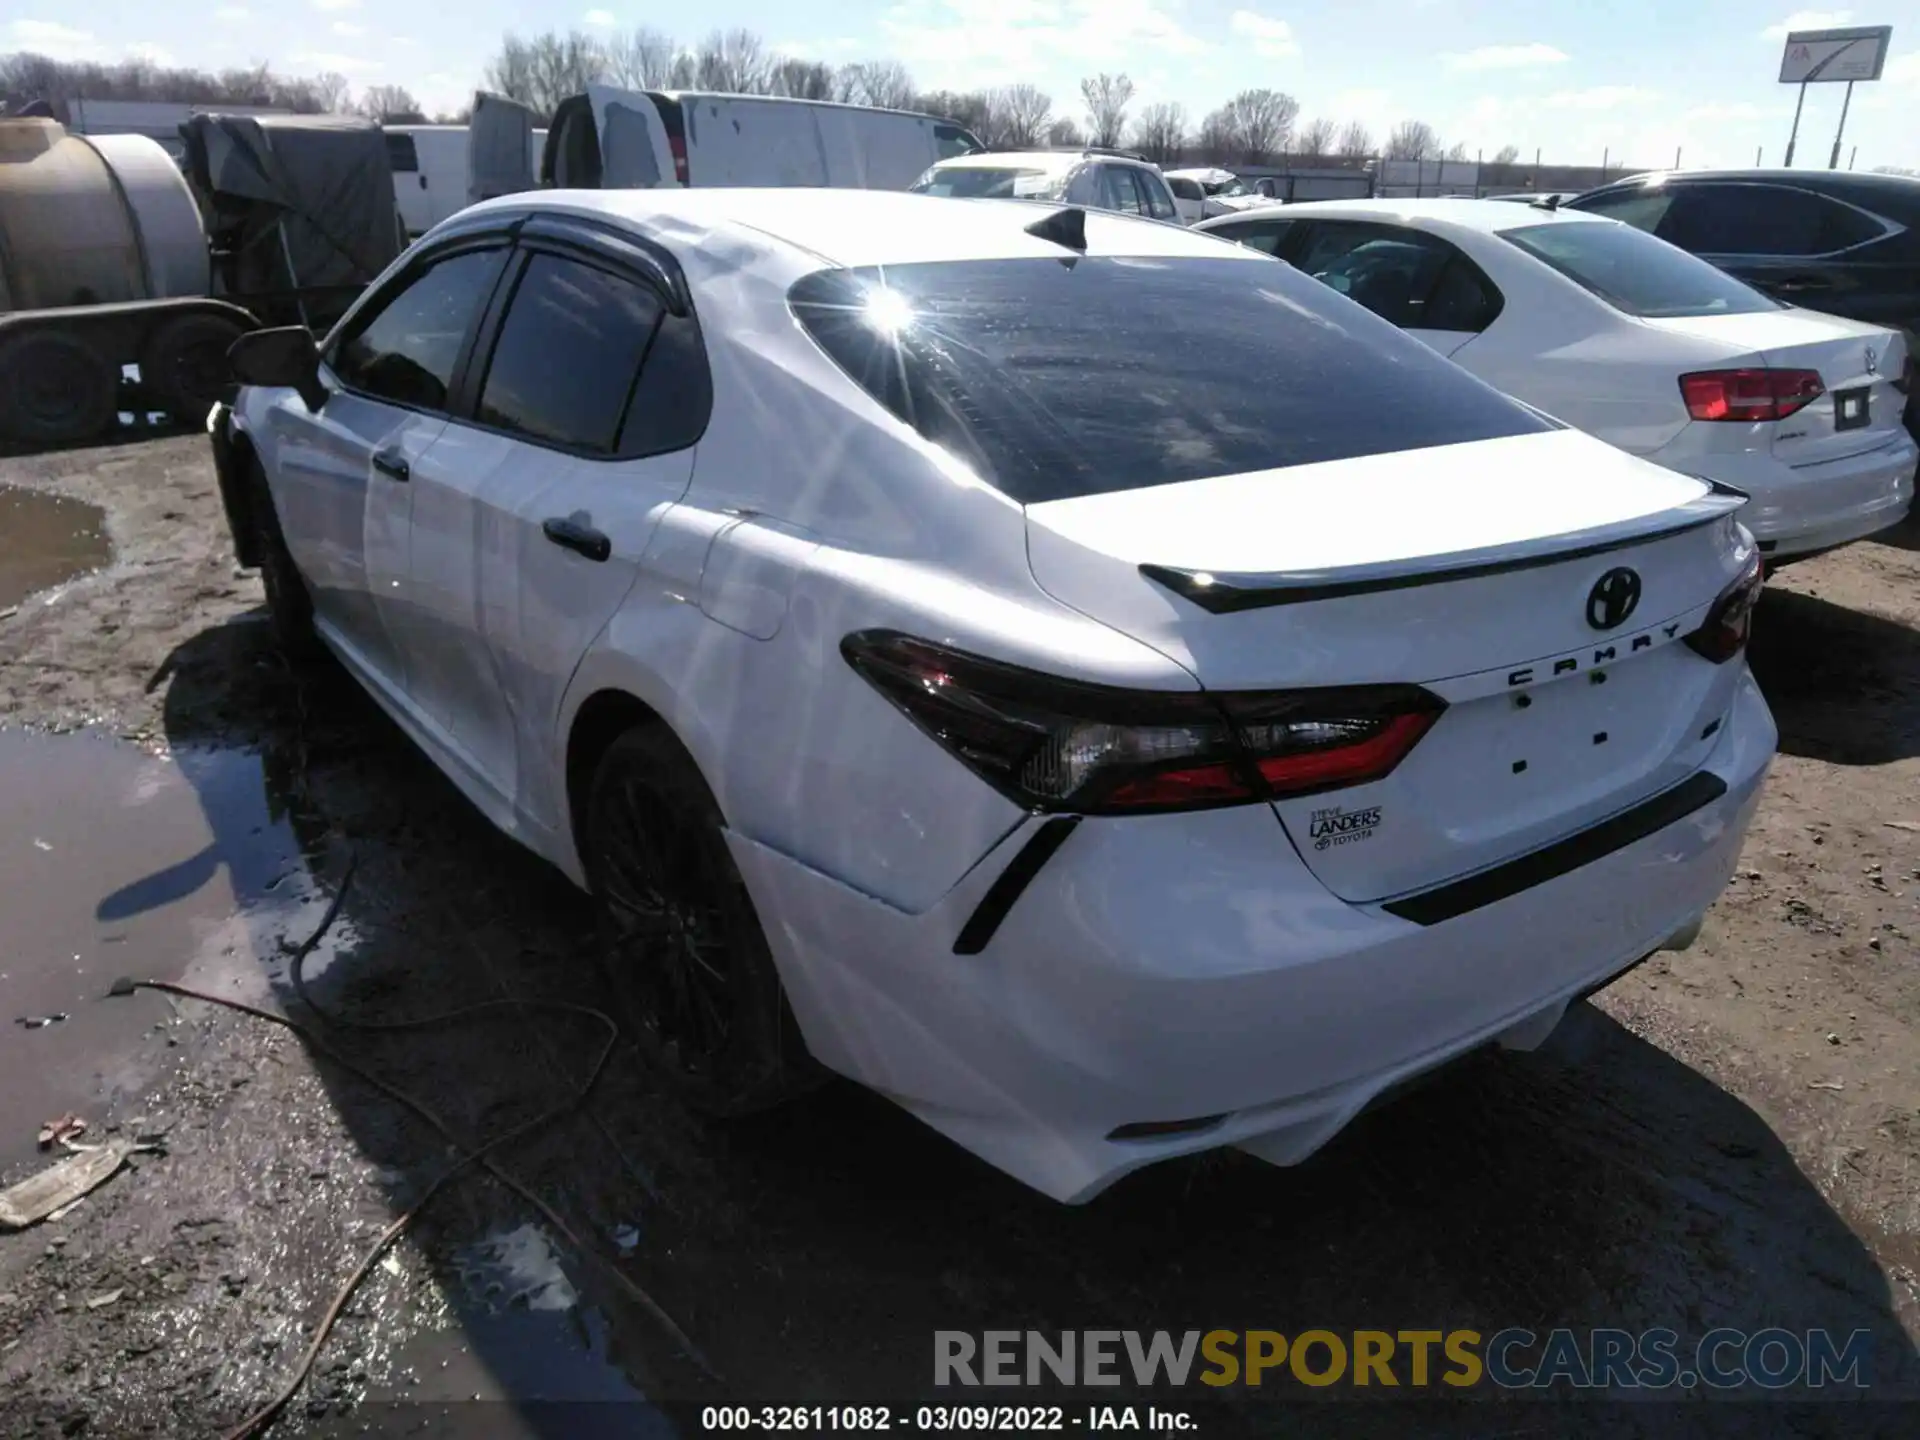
[1586,567,1642,631]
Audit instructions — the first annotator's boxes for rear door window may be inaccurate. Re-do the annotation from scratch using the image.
[1204,218,1295,256]
[474,252,674,455]
[1137,171,1179,222]
[1102,166,1149,215]
[787,257,1550,504]
[385,133,419,173]
[329,247,506,412]
[1567,188,1675,233]
[1658,183,1878,257]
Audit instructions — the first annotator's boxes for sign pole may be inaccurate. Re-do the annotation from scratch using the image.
[1828,80,1855,168]
[1784,80,1807,166]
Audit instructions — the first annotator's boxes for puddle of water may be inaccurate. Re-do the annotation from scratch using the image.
[0,729,313,1172]
[0,485,113,610]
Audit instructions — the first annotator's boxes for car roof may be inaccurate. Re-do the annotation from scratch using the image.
[928,150,1085,174]
[461,186,1256,271]
[1204,196,1611,237]
[1577,168,1920,202]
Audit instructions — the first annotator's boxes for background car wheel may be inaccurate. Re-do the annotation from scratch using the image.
[140,314,246,427]
[247,459,326,666]
[582,725,814,1116]
[0,331,119,447]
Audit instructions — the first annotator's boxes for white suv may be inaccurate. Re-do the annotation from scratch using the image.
[910,148,1182,223]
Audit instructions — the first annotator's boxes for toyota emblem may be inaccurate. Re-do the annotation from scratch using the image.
[1865,345,1878,376]
[1586,567,1642,631]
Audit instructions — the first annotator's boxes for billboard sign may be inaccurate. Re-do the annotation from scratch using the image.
[1779,25,1893,83]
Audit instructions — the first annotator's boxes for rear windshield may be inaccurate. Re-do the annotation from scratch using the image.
[1501,220,1782,318]
[788,257,1552,504]
[910,166,1068,200]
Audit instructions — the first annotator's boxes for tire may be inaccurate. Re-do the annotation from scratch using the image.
[581,726,814,1116]
[247,458,326,666]
[139,313,246,427]
[0,330,119,447]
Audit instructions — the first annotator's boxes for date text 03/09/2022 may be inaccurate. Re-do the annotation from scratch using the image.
[701,1406,1195,1432]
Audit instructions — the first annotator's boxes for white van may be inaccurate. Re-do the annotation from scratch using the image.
[386,123,550,238]
[468,85,982,196]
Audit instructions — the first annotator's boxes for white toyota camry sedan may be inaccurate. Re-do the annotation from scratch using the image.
[1197,199,1918,565]
[211,188,1775,1203]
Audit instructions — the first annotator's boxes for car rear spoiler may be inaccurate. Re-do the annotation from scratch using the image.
[1141,479,1750,614]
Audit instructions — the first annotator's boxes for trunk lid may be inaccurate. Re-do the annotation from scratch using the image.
[1024,428,1753,902]
[1643,309,1909,466]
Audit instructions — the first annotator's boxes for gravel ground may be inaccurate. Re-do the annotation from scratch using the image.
[0,433,1916,1438]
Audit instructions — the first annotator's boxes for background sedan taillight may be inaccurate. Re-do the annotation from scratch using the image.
[1679,368,1824,423]
[842,631,1442,816]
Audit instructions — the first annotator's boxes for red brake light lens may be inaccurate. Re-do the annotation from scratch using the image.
[669,135,689,185]
[1680,368,1824,423]
[842,631,1443,815]
[1684,550,1763,664]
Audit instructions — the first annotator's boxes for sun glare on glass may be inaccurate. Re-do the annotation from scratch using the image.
[863,285,916,337]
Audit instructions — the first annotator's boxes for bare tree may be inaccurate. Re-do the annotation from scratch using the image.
[1491,143,1521,166]
[357,84,423,121]
[1130,101,1186,165]
[0,51,337,112]
[993,83,1052,148]
[484,31,606,118]
[1196,106,1235,164]
[1443,140,1469,161]
[1079,72,1134,148]
[1335,119,1373,162]
[915,88,993,141]
[1215,88,1296,164]
[770,59,835,100]
[1386,119,1440,159]
[692,27,771,94]
[1293,116,1336,159]
[1047,116,1083,148]
[837,59,917,110]
[311,70,351,113]
[603,27,681,89]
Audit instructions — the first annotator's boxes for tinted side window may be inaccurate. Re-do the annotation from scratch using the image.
[1568,189,1674,233]
[1423,252,1503,332]
[330,247,504,411]
[933,123,982,159]
[1139,172,1178,221]
[1208,218,1294,256]
[476,253,665,454]
[385,134,419,173]
[1169,177,1204,201]
[1660,184,1871,257]
[1103,167,1147,215]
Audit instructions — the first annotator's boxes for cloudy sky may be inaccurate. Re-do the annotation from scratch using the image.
[9,2,1919,170]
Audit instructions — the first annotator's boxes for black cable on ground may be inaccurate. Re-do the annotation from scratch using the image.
[110,857,715,1440]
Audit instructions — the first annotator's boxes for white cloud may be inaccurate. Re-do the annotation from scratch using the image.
[777,36,861,59]
[8,20,100,59]
[296,50,381,74]
[311,0,360,10]
[1446,43,1569,72]
[1681,100,1788,123]
[881,0,1209,93]
[1542,85,1651,110]
[214,5,250,18]
[1227,11,1299,60]
[1761,10,1853,41]
[125,42,174,65]
[582,8,617,26]
[331,21,365,35]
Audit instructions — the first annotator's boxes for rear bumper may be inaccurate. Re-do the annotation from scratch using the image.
[1654,432,1916,557]
[729,670,1776,1203]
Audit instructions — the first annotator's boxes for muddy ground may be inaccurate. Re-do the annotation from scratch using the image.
[0,432,1916,1438]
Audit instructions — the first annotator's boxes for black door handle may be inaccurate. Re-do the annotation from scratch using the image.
[542,515,611,562]
[371,449,409,482]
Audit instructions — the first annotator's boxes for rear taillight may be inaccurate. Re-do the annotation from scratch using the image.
[1679,368,1824,422]
[842,631,1442,815]
[1684,550,1763,664]
[669,135,688,185]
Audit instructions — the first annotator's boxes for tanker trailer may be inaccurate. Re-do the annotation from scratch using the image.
[0,117,257,445]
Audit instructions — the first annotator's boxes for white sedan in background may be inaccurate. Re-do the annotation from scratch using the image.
[213,189,1773,1203]
[1198,199,1917,563]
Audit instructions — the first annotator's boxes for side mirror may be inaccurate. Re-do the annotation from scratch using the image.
[228,327,328,412]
